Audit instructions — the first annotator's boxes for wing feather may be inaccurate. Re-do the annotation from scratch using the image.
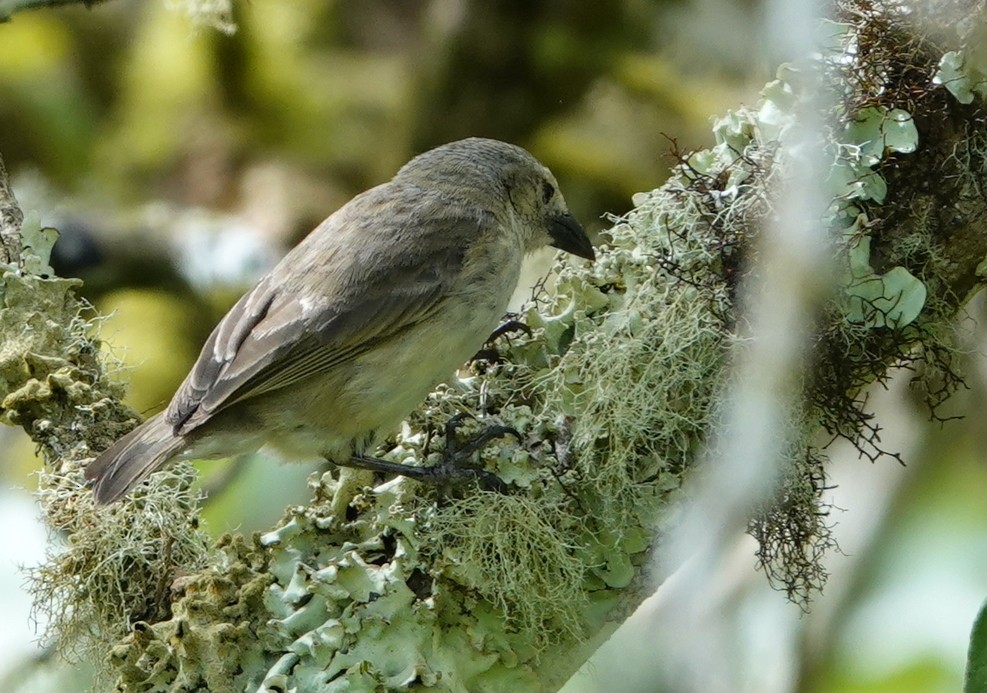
[165,185,485,437]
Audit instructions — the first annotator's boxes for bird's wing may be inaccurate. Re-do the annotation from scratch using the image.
[166,189,484,436]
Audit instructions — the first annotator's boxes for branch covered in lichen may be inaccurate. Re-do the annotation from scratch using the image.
[14,0,987,690]
[0,157,213,675]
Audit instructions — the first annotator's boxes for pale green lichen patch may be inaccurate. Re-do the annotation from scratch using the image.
[105,535,270,693]
[245,477,553,691]
[17,213,59,278]
[935,49,987,104]
[0,268,85,410]
[843,231,927,328]
[846,107,919,161]
[833,107,918,204]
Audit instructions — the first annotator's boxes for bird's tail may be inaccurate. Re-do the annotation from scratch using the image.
[85,412,185,504]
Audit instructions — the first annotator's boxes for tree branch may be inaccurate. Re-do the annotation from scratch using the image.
[0,0,110,23]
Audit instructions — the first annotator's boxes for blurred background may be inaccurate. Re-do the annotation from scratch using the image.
[1,1,985,691]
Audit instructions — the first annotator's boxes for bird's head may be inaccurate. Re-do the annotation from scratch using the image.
[507,162,595,262]
[396,138,595,261]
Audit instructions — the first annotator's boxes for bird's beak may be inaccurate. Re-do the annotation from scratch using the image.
[548,213,595,261]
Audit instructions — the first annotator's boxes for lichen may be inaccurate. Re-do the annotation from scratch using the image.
[163,0,237,35]
[30,466,211,665]
[0,266,213,675]
[934,48,987,105]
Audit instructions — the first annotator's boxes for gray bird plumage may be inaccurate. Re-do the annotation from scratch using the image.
[85,138,594,503]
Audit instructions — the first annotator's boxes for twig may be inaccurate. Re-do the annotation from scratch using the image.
[0,0,109,23]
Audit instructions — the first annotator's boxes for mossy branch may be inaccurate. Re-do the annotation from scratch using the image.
[6,1,987,690]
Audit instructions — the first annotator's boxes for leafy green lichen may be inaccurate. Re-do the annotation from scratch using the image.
[935,49,987,105]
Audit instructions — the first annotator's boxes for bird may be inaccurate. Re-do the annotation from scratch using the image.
[85,137,594,504]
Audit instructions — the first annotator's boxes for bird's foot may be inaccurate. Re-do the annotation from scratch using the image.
[471,315,532,363]
[340,414,518,493]
[486,317,533,344]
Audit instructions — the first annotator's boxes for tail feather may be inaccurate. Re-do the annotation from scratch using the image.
[85,413,185,504]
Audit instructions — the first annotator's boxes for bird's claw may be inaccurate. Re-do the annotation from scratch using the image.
[471,317,533,364]
[485,318,533,344]
[339,415,517,494]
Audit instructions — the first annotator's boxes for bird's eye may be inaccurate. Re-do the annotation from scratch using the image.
[541,181,555,205]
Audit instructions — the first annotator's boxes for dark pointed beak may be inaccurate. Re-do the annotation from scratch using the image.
[548,213,595,261]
